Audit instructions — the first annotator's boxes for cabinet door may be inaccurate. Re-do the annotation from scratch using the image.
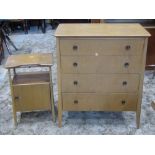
[13,83,51,112]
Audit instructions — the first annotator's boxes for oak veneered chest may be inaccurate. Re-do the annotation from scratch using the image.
[55,24,150,128]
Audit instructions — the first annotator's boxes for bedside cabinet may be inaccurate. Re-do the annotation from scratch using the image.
[55,24,150,128]
[5,53,55,126]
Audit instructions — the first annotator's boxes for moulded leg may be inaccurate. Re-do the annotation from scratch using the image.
[136,111,141,129]
[49,67,56,122]
[58,104,62,128]
[51,94,56,122]
[13,108,17,127]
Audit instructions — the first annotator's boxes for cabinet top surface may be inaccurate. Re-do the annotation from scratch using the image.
[5,53,52,68]
[55,24,151,37]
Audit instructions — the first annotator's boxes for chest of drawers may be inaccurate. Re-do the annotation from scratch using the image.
[55,24,150,128]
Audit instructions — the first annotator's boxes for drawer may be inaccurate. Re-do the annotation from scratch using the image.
[61,56,142,74]
[62,74,140,93]
[62,93,138,111]
[13,84,51,112]
[60,38,144,56]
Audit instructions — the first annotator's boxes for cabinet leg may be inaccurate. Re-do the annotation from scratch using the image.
[49,67,56,122]
[51,95,56,122]
[58,105,62,127]
[8,69,17,127]
[136,111,141,129]
[13,109,17,127]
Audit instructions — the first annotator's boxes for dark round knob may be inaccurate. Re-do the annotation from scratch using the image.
[73,62,78,67]
[74,100,78,104]
[122,81,127,86]
[121,100,126,105]
[124,62,129,68]
[14,96,19,100]
[73,45,78,50]
[73,81,78,85]
[125,45,131,50]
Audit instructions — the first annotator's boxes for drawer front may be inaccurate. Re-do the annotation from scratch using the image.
[60,38,144,56]
[62,93,137,111]
[62,74,140,93]
[61,56,142,74]
[13,84,51,112]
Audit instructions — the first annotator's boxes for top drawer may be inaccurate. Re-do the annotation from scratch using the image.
[59,38,144,56]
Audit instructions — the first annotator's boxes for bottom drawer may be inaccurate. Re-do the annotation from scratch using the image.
[62,93,138,111]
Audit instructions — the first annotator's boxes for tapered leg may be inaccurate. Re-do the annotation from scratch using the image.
[58,102,62,127]
[136,110,141,129]
[13,108,17,127]
[51,87,56,122]
[49,67,56,122]
[8,69,17,127]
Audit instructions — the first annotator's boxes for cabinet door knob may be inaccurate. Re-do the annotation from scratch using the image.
[121,100,126,105]
[73,81,78,85]
[74,100,78,104]
[14,96,19,100]
[124,62,129,68]
[73,62,78,67]
[125,45,131,50]
[73,45,78,51]
[122,81,127,86]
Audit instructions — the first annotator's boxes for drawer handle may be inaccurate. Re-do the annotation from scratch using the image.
[73,45,78,50]
[121,100,126,105]
[73,62,78,67]
[122,81,127,86]
[124,62,129,68]
[125,45,131,50]
[74,100,78,104]
[73,81,78,85]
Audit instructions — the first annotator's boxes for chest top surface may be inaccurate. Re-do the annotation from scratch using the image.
[5,53,52,69]
[55,23,151,37]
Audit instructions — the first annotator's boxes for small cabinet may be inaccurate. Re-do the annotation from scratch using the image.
[5,53,56,126]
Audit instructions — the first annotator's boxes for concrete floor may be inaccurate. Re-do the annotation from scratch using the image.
[0,25,155,134]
